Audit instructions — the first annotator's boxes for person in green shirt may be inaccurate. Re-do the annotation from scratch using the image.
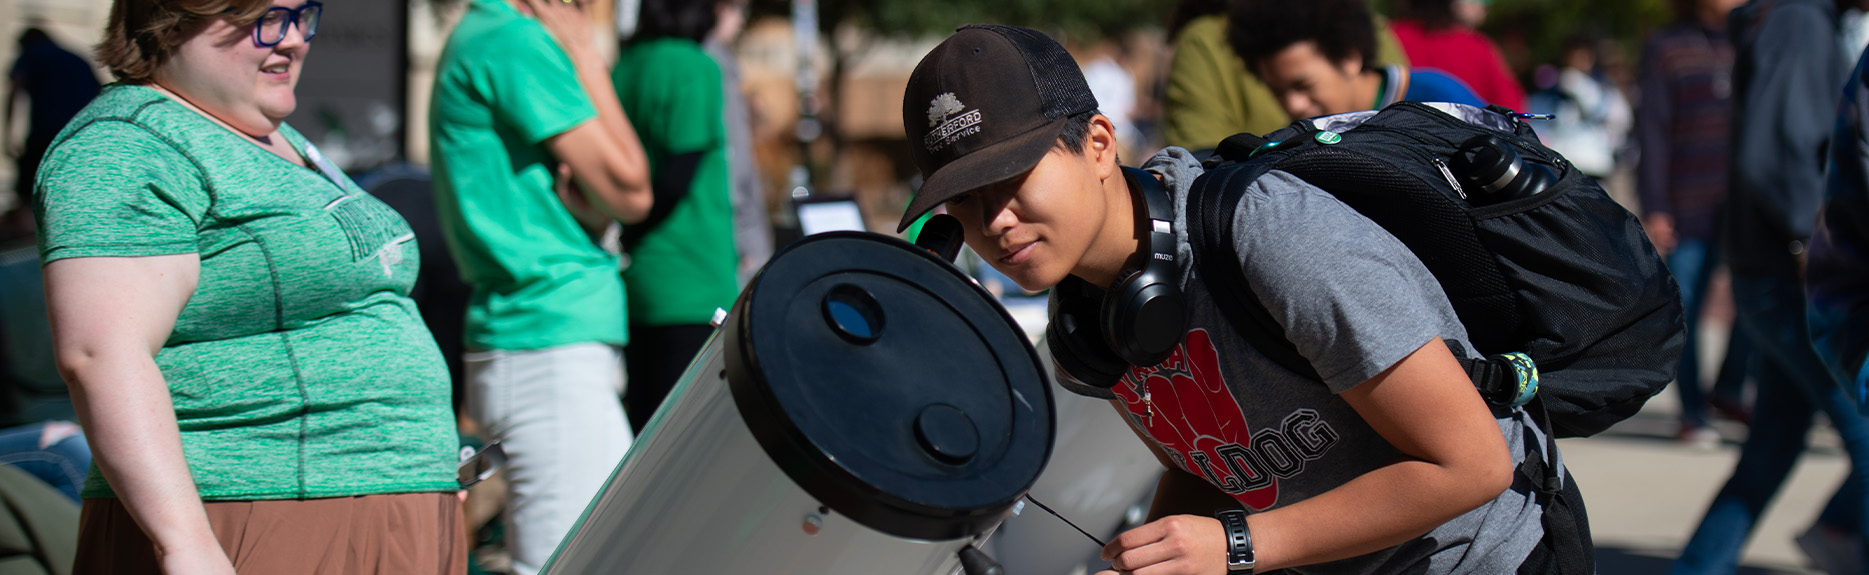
[1163,1,1411,153]
[611,0,744,432]
[428,0,654,572]
[41,1,464,573]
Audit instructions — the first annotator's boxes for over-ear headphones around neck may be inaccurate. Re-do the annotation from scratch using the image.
[1046,166,1189,389]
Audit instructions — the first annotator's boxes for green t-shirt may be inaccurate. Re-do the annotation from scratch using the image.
[35,85,459,500]
[429,0,625,349]
[612,38,740,326]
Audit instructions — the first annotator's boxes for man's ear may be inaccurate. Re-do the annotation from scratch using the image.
[1086,114,1121,182]
[1342,52,1368,76]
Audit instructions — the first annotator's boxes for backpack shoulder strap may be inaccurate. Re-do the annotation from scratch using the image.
[1185,161,1322,381]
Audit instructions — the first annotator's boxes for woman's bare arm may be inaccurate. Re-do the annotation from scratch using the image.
[45,254,234,574]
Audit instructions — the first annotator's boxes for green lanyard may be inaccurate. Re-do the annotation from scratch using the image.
[1371,68,1391,111]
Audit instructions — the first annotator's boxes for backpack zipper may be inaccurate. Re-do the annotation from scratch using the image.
[1389,101,1561,164]
[1434,158,1466,199]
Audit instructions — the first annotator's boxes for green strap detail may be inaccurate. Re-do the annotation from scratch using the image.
[1497,352,1540,407]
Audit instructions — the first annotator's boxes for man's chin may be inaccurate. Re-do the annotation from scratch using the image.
[1009,268,1066,293]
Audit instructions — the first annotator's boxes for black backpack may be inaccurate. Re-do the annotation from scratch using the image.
[1186,101,1684,440]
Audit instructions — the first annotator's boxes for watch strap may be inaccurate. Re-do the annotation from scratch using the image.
[1216,509,1255,573]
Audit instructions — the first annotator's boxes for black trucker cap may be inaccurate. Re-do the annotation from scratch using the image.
[896,25,1099,232]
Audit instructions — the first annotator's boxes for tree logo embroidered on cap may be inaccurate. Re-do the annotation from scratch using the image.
[924,92,983,152]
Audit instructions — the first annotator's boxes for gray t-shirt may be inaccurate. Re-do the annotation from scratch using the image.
[1058,147,1549,574]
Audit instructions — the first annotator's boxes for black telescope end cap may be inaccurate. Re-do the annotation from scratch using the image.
[725,232,1055,541]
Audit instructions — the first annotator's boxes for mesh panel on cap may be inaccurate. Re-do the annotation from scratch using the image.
[964,25,1098,120]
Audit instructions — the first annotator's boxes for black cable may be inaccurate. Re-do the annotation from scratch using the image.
[1023,494,1108,548]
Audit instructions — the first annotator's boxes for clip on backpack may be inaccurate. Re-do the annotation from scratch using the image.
[1187,102,1683,574]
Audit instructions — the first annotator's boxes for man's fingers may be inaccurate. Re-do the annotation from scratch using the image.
[1109,539,1182,572]
[524,0,579,22]
[1100,519,1168,561]
[554,163,577,201]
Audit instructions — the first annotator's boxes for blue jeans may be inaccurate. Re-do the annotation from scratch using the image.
[1667,238,1753,427]
[0,421,90,501]
[1672,271,1869,574]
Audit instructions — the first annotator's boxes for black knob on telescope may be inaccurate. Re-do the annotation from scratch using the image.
[1450,134,1558,205]
[959,544,1005,575]
[915,214,966,263]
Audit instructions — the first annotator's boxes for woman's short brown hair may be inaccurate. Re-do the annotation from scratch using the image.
[95,0,273,82]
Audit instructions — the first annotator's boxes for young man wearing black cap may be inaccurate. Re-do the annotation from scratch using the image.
[900,25,1558,574]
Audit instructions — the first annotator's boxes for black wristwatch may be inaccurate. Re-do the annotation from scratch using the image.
[1216,509,1255,573]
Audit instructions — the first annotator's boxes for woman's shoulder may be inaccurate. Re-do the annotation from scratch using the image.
[47,86,194,157]
[54,84,162,134]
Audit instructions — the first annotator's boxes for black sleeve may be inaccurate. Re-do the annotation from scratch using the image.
[623,150,704,249]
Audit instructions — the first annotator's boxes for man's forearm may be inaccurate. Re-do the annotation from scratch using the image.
[557,43,652,221]
[563,45,648,180]
[1148,467,1243,521]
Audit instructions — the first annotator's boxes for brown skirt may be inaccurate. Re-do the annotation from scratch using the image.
[74,492,467,575]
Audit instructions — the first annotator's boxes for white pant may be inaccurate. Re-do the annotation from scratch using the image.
[465,343,631,575]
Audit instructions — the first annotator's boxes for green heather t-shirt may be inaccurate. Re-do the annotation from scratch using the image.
[35,85,459,500]
[429,0,625,349]
[612,38,739,326]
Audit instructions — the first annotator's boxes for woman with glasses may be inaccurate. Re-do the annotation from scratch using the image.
[39,1,465,573]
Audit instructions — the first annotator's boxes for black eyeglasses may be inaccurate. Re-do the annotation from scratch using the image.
[254,1,323,47]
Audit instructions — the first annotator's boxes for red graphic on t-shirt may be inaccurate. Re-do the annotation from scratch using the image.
[1112,329,1279,510]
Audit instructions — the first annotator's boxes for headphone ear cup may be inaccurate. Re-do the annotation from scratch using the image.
[1105,276,1188,366]
[1046,279,1131,388]
[1102,165,1190,368]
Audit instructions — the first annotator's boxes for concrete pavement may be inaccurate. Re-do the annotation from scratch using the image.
[1565,384,1841,574]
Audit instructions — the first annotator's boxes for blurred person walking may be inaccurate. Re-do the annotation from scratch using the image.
[1807,40,1869,575]
[700,1,773,285]
[1531,37,1631,181]
[1082,41,1144,158]
[5,27,100,205]
[1813,44,1869,453]
[1671,0,1867,572]
[611,0,744,433]
[1634,0,1755,449]
[429,0,655,572]
[41,1,466,573]
[1388,0,1528,111]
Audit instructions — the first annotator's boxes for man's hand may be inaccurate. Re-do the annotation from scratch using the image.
[554,162,611,239]
[1643,212,1677,256]
[524,0,593,59]
[1096,514,1229,575]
